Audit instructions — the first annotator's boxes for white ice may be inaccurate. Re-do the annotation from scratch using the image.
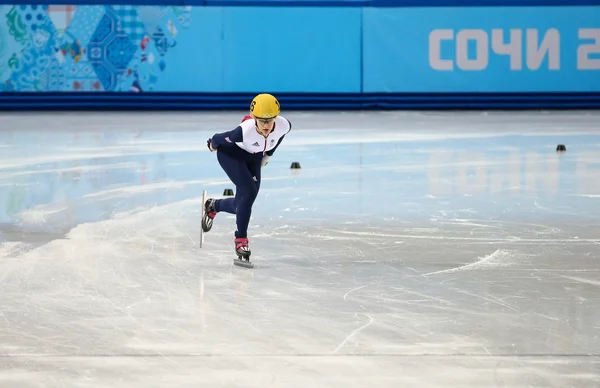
[0,111,599,387]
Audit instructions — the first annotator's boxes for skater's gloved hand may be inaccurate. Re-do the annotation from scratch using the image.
[261,155,271,167]
[207,138,216,152]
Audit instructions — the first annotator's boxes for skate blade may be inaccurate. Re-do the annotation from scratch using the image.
[233,258,254,268]
[201,217,213,232]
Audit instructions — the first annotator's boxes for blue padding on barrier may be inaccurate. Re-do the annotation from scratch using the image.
[204,0,367,5]
[7,0,187,4]
[365,0,600,5]
[2,93,600,110]
[5,0,600,5]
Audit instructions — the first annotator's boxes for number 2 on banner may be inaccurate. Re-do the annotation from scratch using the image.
[578,29,600,70]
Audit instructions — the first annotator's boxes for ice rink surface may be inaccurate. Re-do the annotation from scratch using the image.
[0,110,599,387]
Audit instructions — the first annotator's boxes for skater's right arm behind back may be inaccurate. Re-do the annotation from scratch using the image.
[210,126,243,149]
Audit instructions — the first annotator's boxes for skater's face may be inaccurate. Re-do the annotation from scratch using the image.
[255,118,275,137]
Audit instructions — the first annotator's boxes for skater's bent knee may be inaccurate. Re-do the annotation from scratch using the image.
[238,185,259,202]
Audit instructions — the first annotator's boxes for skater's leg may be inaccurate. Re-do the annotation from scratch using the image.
[233,161,262,259]
[213,151,245,214]
[247,160,262,194]
[215,194,237,214]
[232,161,261,238]
[213,152,260,238]
[202,152,246,233]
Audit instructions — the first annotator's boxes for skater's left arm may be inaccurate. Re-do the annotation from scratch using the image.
[209,126,244,150]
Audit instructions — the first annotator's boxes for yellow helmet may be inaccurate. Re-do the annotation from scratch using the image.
[250,93,280,119]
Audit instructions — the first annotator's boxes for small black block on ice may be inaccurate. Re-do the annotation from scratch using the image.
[223,188,234,196]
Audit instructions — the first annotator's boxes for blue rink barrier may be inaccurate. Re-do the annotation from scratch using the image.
[0,3,599,110]
[3,92,600,110]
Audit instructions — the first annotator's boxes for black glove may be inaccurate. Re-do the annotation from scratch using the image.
[207,138,215,151]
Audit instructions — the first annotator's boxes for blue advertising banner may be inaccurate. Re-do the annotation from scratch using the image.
[0,5,361,93]
[363,7,600,92]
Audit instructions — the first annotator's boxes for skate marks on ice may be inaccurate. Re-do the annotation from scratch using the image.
[561,275,600,288]
[6,174,294,237]
[1,112,600,386]
[421,248,517,276]
[2,355,599,388]
[286,218,600,352]
[305,220,600,277]
[1,200,600,387]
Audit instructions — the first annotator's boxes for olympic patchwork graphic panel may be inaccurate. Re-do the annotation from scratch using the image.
[0,4,192,92]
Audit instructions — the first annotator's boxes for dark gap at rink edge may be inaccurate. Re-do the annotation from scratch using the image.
[2,92,600,111]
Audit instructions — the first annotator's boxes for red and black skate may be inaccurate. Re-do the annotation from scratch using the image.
[233,237,253,268]
[201,198,218,232]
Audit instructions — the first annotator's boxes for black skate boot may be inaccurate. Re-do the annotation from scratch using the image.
[233,237,253,268]
[201,198,218,232]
